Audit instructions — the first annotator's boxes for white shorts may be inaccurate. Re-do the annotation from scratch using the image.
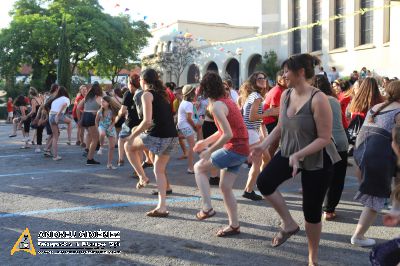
[247,129,261,145]
[8,112,13,118]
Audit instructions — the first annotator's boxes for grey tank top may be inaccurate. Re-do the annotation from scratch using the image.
[84,97,100,112]
[280,88,341,170]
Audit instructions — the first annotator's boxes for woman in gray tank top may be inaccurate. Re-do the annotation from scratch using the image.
[252,54,340,266]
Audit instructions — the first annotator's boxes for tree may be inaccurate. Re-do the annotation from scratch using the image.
[157,36,199,86]
[257,50,281,83]
[93,15,150,86]
[0,0,151,92]
[58,16,71,90]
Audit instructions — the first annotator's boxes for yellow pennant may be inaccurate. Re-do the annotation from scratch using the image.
[10,228,36,256]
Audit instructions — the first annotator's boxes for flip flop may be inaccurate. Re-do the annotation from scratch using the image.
[271,226,300,247]
[196,208,216,220]
[216,225,240,237]
[146,209,169,218]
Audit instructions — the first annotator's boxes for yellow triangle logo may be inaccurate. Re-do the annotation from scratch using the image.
[10,228,36,256]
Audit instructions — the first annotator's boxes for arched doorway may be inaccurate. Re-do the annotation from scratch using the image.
[247,54,262,77]
[225,58,239,89]
[206,61,218,73]
[187,64,200,83]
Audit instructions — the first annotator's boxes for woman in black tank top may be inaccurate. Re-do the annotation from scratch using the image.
[125,69,177,217]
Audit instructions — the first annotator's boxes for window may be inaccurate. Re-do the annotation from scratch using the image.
[293,0,301,54]
[360,0,373,45]
[334,0,346,48]
[383,0,390,43]
[312,0,322,51]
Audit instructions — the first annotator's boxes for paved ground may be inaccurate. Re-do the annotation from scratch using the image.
[0,122,397,265]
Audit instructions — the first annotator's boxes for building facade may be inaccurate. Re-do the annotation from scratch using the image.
[140,0,399,87]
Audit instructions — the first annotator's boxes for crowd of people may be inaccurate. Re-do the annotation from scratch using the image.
[5,54,400,265]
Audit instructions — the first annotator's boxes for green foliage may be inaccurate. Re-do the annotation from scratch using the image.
[0,0,151,92]
[256,50,281,82]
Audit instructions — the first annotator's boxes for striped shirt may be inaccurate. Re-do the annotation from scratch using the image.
[243,92,263,130]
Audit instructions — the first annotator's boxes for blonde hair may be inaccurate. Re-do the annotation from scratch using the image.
[238,81,257,107]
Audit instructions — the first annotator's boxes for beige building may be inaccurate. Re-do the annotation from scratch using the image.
[141,0,399,87]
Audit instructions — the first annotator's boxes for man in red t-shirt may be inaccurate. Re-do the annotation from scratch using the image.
[165,82,176,114]
[263,71,287,133]
[7,97,14,123]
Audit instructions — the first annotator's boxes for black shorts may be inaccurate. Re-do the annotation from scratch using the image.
[202,121,218,139]
[115,117,125,129]
[81,112,96,128]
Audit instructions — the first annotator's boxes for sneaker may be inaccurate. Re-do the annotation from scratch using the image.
[9,134,17,138]
[242,191,263,201]
[97,147,104,155]
[35,148,41,153]
[350,236,376,247]
[44,151,52,157]
[209,177,220,186]
[53,156,62,161]
[151,189,173,195]
[107,164,117,170]
[86,159,100,165]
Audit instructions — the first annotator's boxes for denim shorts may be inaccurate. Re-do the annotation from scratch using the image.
[119,123,132,139]
[211,148,248,174]
[49,113,66,125]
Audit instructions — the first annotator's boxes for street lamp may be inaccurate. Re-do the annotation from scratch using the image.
[54,59,59,84]
[236,47,244,85]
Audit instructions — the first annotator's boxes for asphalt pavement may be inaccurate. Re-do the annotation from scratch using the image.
[0,122,397,265]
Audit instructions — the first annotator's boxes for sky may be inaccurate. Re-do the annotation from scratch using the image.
[0,0,261,29]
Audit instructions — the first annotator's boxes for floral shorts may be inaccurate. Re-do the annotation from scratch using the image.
[140,133,177,155]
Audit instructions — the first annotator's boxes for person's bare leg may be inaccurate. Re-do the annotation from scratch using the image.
[143,149,152,164]
[98,130,106,150]
[124,137,148,182]
[219,170,239,227]
[352,206,378,239]
[305,222,322,265]
[194,159,214,211]
[64,118,72,142]
[152,154,170,213]
[186,134,195,172]
[118,138,126,163]
[265,190,299,241]
[87,126,99,160]
[178,137,187,158]
[244,143,262,192]
[51,124,59,158]
[107,136,115,166]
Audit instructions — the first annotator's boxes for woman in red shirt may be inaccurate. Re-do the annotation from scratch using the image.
[193,71,249,237]
[332,80,351,129]
[72,85,87,146]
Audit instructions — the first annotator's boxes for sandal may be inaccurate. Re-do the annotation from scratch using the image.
[271,226,300,247]
[323,212,336,221]
[216,225,240,237]
[146,209,169,217]
[196,208,216,220]
[178,155,188,160]
[136,179,149,189]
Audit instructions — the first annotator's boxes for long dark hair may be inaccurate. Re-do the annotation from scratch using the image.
[248,71,269,95]
[312,74,337,98]
[45,86,69,110]
[141,69,169,103]
[200,71,225,100]
[14,95,27,107]
[85,82,103,102]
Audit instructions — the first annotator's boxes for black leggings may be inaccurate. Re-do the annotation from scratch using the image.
[36,125,44,145]
[257,151,333,224]
[23,117,31,133]
[323,151,348,213]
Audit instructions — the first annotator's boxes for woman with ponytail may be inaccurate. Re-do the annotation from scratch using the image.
[351,80,400,247]
[124,69,177,217]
